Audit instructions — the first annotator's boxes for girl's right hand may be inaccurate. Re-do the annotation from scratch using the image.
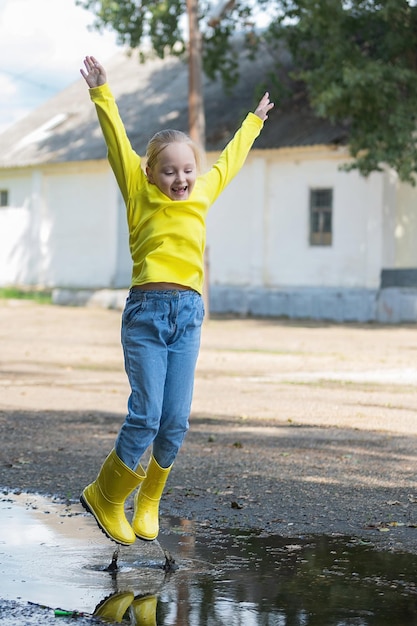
[80,55,107,88]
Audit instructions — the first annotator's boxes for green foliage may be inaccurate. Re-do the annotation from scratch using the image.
[0,288,52,304]
[276,0,417,183]
[76,0,260,86]
[201,21,239,90]
[77,0,417,182]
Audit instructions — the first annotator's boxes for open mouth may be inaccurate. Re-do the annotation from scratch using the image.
[172,186,188,196]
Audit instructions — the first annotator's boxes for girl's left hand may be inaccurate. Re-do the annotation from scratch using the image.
[254,92,274,121]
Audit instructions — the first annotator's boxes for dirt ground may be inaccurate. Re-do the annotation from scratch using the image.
[0,299,417,556]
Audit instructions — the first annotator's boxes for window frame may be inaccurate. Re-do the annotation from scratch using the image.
[309,187,333,247]
[0,189,9,207]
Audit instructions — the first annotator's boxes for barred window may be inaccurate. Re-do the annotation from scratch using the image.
[310,188,332,246]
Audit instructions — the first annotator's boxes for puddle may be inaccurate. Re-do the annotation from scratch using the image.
[1,493,417,625]
[0,493,166,612]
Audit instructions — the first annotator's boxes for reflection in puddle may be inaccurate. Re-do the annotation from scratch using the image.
[159,524,417,626]
[1,493,417,625]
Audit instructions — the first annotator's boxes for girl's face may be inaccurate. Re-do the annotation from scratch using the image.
[146,142,197,201]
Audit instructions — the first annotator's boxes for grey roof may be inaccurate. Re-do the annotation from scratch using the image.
[0,48,348,169]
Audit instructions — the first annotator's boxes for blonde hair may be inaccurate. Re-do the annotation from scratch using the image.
[145,129,204,173]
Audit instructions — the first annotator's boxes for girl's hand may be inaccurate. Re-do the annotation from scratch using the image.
[80,55,107,88]
[254,92,274,121]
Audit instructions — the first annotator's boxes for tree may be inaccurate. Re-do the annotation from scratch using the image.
[76,0,266,88]
[77,0,417,183]
[272,0,417,183]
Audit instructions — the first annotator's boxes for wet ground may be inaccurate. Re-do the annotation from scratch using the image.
[1,492,417,626]
[1,302,417,624]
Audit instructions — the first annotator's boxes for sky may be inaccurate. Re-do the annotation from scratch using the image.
[0,0,120,134]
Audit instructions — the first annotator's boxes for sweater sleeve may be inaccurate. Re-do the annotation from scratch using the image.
[202,112,264,205]
[89,83,145,205]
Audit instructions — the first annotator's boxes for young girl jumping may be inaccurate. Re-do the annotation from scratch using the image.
[80,55,274,545]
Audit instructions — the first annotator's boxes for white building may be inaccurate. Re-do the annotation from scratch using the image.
[1,50,416,322]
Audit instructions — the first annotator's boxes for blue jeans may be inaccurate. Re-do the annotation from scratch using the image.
[115,289,205,470]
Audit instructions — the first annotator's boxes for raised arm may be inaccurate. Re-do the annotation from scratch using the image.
[202,91,274,204]
[79,56,144,208]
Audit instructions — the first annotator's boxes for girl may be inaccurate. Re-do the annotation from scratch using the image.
[80,55,274,545]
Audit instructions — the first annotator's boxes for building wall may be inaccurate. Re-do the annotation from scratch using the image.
[0,162,124,289]
[207,146,384,289]
[205,146,417,322]
[1,147,416,322]
[395,179,417,267]
[0,172,36,285]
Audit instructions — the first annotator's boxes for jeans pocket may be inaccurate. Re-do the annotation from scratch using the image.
[192,294,205,327]
[122,296,147,330]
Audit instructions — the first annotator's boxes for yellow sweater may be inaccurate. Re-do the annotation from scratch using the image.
[90,83,264,294]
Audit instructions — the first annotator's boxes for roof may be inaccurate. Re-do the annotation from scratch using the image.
[0,48,349,169]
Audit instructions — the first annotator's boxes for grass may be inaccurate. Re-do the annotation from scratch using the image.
[0,287,52,304]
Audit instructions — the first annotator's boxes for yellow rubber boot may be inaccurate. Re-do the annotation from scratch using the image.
[132,456,172,541]
[131,595,157,626]
[94,591,134,623]
[80,449,145,545]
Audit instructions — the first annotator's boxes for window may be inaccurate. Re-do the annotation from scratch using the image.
[310,188,332,246]
[0,190,8,207]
